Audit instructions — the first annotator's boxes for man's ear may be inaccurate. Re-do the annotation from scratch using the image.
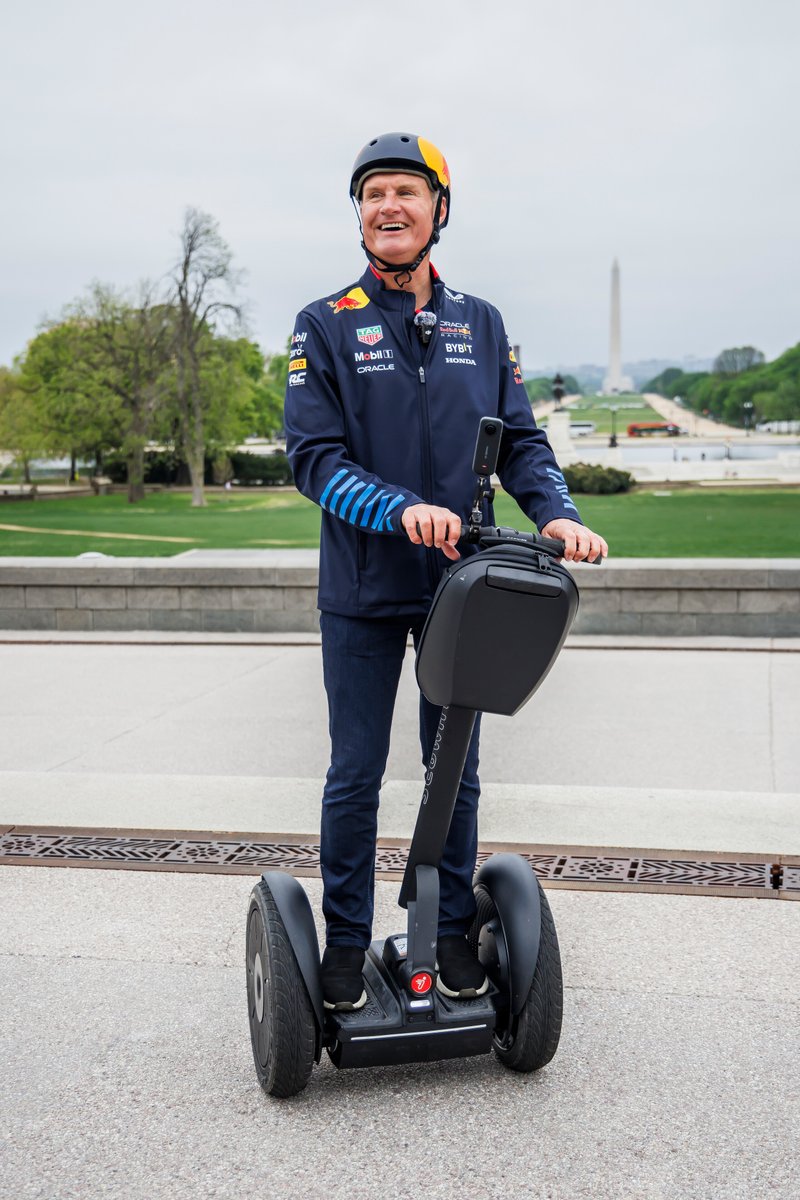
[438,194,448,224]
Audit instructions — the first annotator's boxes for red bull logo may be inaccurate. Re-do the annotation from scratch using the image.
[328,287,370,314]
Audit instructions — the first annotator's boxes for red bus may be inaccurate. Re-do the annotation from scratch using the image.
[627,422,681,437]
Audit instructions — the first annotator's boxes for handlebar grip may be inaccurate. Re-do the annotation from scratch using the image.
[459,525,603,564]
[535,535,567,556]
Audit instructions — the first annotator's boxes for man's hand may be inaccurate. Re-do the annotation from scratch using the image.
[402,504,462,561]
[540,518,608,563]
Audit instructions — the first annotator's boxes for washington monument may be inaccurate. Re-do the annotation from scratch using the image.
[602,258,633,394]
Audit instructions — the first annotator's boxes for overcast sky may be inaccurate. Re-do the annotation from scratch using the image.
[2,0,798,371]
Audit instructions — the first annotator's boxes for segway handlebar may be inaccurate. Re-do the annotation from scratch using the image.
[460,524,603,564]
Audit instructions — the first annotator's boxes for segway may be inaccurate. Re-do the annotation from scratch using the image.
[246,417,590,1098]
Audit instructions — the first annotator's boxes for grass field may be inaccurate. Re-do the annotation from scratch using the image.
[538,396,666,435]
[0,487,798,557]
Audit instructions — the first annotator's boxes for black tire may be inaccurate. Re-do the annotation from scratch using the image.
[470,879,563,1073]
[246,880,316,1098]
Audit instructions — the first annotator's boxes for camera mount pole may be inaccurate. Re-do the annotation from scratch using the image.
[467,417,504,541]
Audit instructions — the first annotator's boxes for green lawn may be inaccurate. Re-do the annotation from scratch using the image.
[494,490,800,557]
[538,396,666,435]
[0,487,799,557]
[0,491,320,557]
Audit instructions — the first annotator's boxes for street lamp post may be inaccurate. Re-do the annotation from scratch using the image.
[743,400,754,436]
[609,405,618,448]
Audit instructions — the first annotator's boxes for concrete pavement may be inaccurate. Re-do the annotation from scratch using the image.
[1,865,798,1200]
[1,633,799,1199]
[0,636,798,840]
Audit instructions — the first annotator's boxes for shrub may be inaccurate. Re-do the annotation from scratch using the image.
[103,449,184,484]
[102,449,293,487]
[562,462,633,494]
[229,451,293,486]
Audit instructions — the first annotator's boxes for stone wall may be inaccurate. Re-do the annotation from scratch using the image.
[0,553,798,636]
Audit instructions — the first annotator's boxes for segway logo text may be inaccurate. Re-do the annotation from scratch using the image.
[421,711,447,806]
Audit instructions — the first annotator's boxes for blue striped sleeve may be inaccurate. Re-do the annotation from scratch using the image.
[380,494,406,531]
[545,467,580,514]
[348,483,376,524]
[370,493,393,530]
[328,473,359,515]
[319,468,349,510]
[315,469,412,534]
[338,479,366,520]
[360,489,385,528]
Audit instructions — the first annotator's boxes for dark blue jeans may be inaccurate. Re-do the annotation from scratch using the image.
[319,611,481,949]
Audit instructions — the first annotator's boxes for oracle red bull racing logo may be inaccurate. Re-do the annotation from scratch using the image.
[328,287,370,314]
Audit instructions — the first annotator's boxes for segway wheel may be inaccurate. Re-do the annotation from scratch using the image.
[246,880,316,1098]
[470,880,563,1073]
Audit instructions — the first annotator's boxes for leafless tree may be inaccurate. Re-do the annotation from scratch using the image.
[170,209,244,506]
[713,346,765,376]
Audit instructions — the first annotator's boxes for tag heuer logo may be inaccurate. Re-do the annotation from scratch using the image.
[356,325,383,346]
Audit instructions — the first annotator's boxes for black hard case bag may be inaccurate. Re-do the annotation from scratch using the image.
[416,544,579,716]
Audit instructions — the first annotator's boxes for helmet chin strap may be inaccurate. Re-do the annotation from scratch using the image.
[354,192,444,288]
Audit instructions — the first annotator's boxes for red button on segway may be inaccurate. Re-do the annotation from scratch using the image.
[410,972,432,994]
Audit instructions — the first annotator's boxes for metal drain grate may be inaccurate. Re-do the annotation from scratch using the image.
[1,827,797,899]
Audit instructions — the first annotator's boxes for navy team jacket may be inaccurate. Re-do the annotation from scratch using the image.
[284,265,582,618]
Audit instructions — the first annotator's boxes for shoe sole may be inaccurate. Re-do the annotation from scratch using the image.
[435,975,489,1000]
[323,989,367,1012]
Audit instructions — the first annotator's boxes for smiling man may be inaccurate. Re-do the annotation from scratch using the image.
[285,132,607,1012]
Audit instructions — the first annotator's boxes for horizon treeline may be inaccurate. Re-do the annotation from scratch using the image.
[644,344,800,427]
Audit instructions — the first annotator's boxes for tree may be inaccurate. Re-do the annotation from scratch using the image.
[643,366,684,395]
[219,337,284,439]
[0,365,44,483]
[71,284,175,501]
[21,285,174,502]
[191,333,264,478]
[171,208,244,506]
[252,341,289,438]
[18,320,112,478]
[713,346,765,376]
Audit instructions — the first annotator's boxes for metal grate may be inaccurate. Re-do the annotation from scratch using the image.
[0,827,796,899]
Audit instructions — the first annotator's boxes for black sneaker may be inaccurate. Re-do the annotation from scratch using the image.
[435,935,489,999]
[321,946,367,1011]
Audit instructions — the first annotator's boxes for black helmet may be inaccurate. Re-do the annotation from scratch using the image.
[349,132,451,282]
[350,132,451,228]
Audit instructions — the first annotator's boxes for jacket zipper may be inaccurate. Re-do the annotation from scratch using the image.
[406,300,440,597]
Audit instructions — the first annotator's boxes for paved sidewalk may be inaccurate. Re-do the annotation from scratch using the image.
[1,865,798,1200]
[1,635,798,1199]
[1,637,798,849]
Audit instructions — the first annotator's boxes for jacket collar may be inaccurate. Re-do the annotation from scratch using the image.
[359,264,445,312]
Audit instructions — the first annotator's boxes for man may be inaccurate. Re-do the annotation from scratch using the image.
[285,132,607,1011]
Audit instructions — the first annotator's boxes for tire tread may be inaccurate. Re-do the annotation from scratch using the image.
[470,878,563,1074]
[247,882,316,1098]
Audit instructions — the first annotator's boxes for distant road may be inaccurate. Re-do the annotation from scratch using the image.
[641,392,743,437]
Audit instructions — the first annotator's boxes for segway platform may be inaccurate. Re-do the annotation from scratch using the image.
[327,938,497,1069]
